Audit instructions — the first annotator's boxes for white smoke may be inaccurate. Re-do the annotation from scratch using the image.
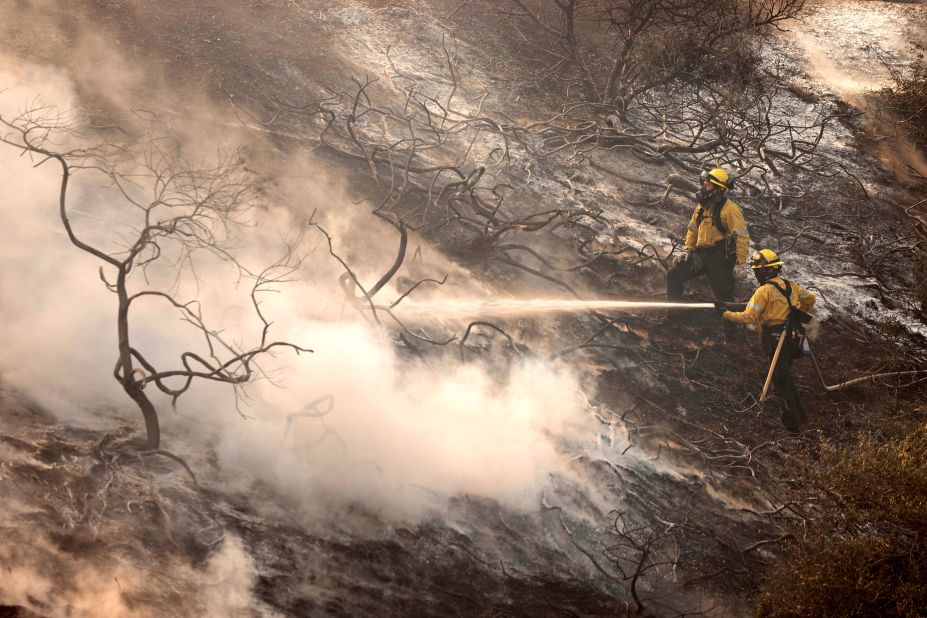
[0,533,266,618]
[215,321,592,519]
[0,54,597,524]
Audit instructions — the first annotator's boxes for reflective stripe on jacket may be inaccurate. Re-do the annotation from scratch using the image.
[722,276,816,326]
[684,199,750,264]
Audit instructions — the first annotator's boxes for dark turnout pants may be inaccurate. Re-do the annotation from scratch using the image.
[762,325,806,432]
[666,245,736,334]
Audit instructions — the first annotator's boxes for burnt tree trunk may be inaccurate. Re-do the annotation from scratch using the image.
[116,265,160,449]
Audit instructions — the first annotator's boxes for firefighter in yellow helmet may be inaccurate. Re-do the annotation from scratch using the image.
[721,249,816,432]
[666,168,750,336]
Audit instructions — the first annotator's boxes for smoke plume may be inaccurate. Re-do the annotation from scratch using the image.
[0,50,596,520]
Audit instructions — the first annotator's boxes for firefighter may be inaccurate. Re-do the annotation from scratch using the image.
[666,168,749,336]
[720,249,816,432]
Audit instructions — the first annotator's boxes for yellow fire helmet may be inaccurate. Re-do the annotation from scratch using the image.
[700,167,732,190]
[750,249,784,270]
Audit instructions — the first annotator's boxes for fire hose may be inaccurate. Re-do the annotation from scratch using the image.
[806,344,927,392]
[397,297,927,394]
[760,326,927,399]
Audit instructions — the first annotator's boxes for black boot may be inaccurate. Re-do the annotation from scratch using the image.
[780,407,801,433]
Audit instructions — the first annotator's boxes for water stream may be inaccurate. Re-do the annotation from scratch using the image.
[395,298,715,319]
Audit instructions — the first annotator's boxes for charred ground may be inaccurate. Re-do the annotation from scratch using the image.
[2,0,927,616]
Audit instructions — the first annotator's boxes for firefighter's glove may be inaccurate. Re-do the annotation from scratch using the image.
[674,251,690,266]
[713,300,727,315]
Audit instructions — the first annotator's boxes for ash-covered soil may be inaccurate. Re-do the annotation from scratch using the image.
[0,387,625,617]
[2,0,927,616]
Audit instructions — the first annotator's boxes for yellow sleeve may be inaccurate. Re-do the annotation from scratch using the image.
[723,286,767,325]
[722,201,750,264]
[796,284,816,312]
[684,208,700,250]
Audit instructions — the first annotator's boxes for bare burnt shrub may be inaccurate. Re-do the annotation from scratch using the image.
[876,314,908,339]
[0,107,308,450]
[879,52,927,151]
[462,0,845,201]
[479,0,803,113]
[756,422,927,617]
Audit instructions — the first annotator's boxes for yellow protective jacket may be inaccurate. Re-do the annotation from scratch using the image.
[723,276,816,326]
[684,199,750,264]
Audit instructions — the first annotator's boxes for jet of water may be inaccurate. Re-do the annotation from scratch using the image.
[396,298,714,319]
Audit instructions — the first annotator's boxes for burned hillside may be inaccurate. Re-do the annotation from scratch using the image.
[2,0,927,616]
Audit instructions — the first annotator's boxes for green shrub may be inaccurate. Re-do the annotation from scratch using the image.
[757,422,927,616]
